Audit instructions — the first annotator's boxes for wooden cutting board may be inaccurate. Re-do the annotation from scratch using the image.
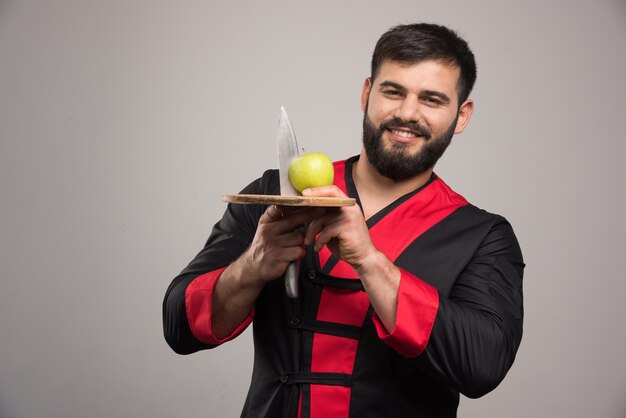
[222,194,356,207]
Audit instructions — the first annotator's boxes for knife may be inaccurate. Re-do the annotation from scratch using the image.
[277,106,301,298]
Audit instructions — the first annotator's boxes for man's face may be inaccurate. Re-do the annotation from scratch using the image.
[360,60,472,181]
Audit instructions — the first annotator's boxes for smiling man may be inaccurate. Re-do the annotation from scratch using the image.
[164,23,524,418]
[361,60,469,183]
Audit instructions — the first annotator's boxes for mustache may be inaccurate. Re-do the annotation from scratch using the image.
[379,118,432,140]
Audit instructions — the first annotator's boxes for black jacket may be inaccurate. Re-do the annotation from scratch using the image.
[163,156,525,418]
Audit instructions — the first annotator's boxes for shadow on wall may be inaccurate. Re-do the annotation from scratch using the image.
[0,0,17,25]
[0,399,18,418]
[612,398,626,418]
[613,0,626,15]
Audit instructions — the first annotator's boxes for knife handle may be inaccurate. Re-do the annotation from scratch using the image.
[284,260,300,298]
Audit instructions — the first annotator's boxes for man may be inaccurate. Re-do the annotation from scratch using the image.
[163,23,524,418]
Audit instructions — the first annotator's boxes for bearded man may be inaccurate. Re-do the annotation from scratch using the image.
[163,23,524,418]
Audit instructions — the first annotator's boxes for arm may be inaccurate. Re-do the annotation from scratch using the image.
[303,186,401,331]
[163,171,325,354]
[162,175,266,354]
[413,220,524,397]
[304,186,524,397]
[211,205,326,339]
[374,220,524,397]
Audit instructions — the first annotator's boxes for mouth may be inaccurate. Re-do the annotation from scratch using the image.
[386,127,425,143]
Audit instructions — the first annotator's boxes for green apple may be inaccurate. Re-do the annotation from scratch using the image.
[288,152,334,193]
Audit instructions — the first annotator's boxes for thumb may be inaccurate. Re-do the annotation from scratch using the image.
[302,185,346,198]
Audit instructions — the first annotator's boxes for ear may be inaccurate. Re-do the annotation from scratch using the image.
[360,77,372,113]
[454,99,474,134]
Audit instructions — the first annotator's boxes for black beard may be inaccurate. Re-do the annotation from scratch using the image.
[362,110,458,181]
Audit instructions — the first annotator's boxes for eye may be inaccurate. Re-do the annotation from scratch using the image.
[422,96,443,106]
[382,89,403,99]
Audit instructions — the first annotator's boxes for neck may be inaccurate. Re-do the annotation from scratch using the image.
[353,149,434,219]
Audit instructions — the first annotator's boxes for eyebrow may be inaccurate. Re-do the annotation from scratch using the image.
[378,81,451,104]
[422,89,451,104]
[379,81,407,93]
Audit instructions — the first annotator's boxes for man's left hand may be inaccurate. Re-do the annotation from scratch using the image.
[303,186,376,269]
[302,185,401,331]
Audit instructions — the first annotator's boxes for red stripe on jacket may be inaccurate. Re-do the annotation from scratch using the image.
[309,161,467,418]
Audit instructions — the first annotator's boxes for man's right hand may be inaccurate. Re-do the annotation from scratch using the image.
[239,204,327,284]
[211,204,326,340]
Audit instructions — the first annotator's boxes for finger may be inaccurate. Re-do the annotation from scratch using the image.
[302,185,347,198]
[273,246,306,263]
[304,214,331,246]
[279,230,306,248]
[275,206,326,233]
[278,205,307,216]
[260,205,310,228]
[314,222,341,252]
[262,205,284,223]
[261,205,310,225]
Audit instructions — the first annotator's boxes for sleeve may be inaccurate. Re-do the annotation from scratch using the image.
[162,170,278,355]
[372,219,524,398]
[372,270,439,357]
[184,267,254,345]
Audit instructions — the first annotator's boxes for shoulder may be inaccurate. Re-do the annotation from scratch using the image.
[240,169,280,195]
[457,204,524,264]
[434,175,513,229]
[435,176,523,262]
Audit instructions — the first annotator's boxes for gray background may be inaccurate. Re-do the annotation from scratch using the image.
[1,0,625,417]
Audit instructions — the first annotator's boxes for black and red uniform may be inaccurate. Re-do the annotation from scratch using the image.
[163,156,524,418]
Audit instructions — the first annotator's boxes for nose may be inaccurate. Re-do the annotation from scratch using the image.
[395,95,421,123]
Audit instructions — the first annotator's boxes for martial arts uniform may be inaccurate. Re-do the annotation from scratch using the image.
[163,156,524,418]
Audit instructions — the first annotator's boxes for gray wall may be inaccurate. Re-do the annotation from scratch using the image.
[1,1,625,417]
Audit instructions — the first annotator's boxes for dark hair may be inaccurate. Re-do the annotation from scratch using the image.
[371,23,477,105]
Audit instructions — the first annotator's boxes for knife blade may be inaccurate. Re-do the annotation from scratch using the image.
[277,106,301,298]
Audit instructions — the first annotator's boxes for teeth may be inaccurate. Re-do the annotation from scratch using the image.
[391,129,418,138]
